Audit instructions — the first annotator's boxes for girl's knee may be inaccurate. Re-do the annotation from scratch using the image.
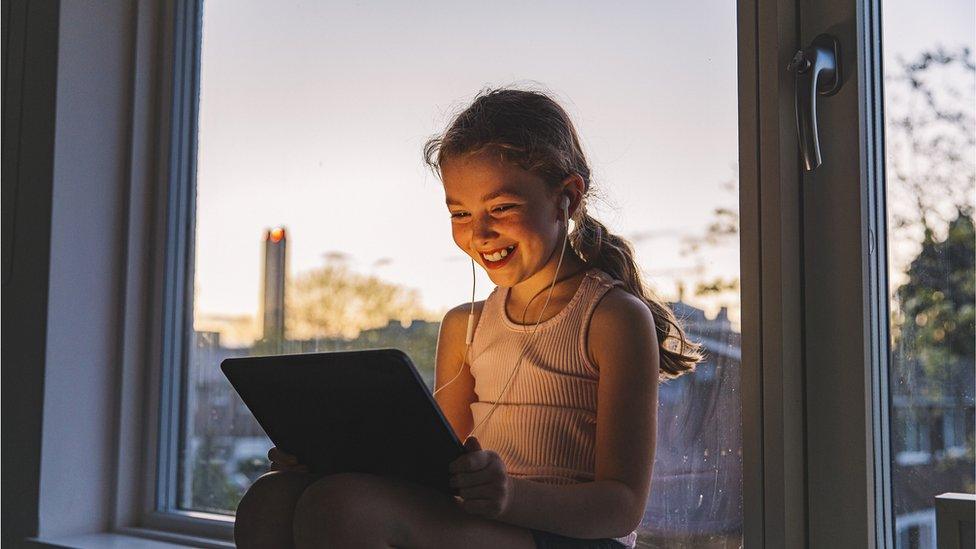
[239,470,318,512]
[292,473,398,545]
[234,470,317,548]
[292,474,356,534]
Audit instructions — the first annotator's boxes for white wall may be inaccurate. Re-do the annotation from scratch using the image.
[37,0,137,540]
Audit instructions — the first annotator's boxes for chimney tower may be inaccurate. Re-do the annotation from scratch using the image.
[260,226,287,345]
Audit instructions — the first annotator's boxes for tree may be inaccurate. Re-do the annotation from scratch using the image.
[285,262,433,340]
[892,211,975,403]
[885,46,975,276]
[678,169,740,308]
[889,209,976,507]
[884,45,974,417]
[190,431,240,514]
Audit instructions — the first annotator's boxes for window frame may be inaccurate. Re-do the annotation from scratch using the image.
[737,0,807,545]
[113,0,236,544]
[113,0,897,547]
[795,0,895,546]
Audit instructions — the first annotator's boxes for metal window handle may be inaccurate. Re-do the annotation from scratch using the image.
[787,34,843,171]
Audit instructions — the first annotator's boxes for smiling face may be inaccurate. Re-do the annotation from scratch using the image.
[442,150,571,289]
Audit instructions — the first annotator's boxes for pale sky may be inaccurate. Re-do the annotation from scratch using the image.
[192,0,973,331]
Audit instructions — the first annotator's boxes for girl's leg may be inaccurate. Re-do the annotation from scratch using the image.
[292,472,536,549]
[235,470,319,549]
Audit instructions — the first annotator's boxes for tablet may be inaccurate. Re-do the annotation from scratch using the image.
[220,348,466,496]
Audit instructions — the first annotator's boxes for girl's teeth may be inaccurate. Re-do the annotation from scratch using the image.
[483,245,514,262]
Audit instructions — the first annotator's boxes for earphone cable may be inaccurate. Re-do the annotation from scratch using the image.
[464,209,570,442]
[432,201,572,445]
[432,258,477,399]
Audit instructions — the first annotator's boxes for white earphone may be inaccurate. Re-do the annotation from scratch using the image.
[434,195,572,443]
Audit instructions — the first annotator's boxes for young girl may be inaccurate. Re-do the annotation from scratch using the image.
[235,87,703,549]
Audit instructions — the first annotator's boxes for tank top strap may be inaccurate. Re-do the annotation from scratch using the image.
[581,268,626,301]
[470,286,501,348]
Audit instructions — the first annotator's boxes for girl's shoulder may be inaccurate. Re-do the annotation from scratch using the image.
[443,298,487,327]
[586,284,655,366]
[591,285,646,318]
[437,299,489,364]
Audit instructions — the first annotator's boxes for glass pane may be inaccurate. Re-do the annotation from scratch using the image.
[183,1,743,546]
[881,1,975,547]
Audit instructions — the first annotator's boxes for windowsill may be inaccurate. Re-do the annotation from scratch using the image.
[28,528,235,549]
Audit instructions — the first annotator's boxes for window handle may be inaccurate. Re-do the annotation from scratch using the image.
[787,33,843,171]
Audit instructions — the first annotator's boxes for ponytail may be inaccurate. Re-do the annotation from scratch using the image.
[572,211,703,380]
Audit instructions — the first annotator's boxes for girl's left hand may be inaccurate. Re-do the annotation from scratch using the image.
[448,436,513,519]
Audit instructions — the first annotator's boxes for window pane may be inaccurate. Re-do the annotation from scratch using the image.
[881,1,975,547]
[183,1,743,545]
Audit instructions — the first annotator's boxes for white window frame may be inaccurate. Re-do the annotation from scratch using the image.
[118,0,239,544]
[795,0,896,546]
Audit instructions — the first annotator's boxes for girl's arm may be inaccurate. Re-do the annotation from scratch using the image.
[433,303,481,440]
[498,289,660,538]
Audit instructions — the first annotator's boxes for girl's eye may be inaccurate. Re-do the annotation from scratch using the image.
[449,205,516,220]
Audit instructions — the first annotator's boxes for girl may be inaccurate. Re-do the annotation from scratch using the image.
[235,87,703,549]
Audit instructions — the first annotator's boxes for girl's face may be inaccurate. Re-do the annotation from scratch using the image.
[442,151,565,288]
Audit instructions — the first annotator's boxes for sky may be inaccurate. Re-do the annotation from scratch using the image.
[192,0,973,336]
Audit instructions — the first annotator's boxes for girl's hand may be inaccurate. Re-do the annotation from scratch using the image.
[448,436,513,519]
[267,446,310,473]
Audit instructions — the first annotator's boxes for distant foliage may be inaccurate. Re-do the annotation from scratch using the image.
[892,211,975,402]
[885,46,975,274]
[190,432,240,514]
[286,262,432,340]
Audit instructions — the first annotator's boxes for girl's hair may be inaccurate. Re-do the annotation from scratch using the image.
[423,85,704,380]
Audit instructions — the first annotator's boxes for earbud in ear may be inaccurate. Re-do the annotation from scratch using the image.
[558,196,571,228]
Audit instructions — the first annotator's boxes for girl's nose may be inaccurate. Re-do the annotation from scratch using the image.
[471,214,498,242]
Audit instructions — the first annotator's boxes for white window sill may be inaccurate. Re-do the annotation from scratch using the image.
[28,528,235,549]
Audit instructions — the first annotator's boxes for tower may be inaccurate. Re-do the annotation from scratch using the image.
[260,226,287,348]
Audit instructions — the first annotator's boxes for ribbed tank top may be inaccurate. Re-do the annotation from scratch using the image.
[467,267,638,548]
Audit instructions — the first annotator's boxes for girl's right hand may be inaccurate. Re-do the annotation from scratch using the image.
[267,446,310,473]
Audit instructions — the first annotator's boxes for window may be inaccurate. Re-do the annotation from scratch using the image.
[163,0,745,545]
[895,510,936,549]
[881,0,975,545]
[780,0,974,544]
[895,408,930,466]
[944,407,970,454]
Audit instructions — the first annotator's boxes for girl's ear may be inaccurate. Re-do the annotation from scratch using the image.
[557,173,586,218]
